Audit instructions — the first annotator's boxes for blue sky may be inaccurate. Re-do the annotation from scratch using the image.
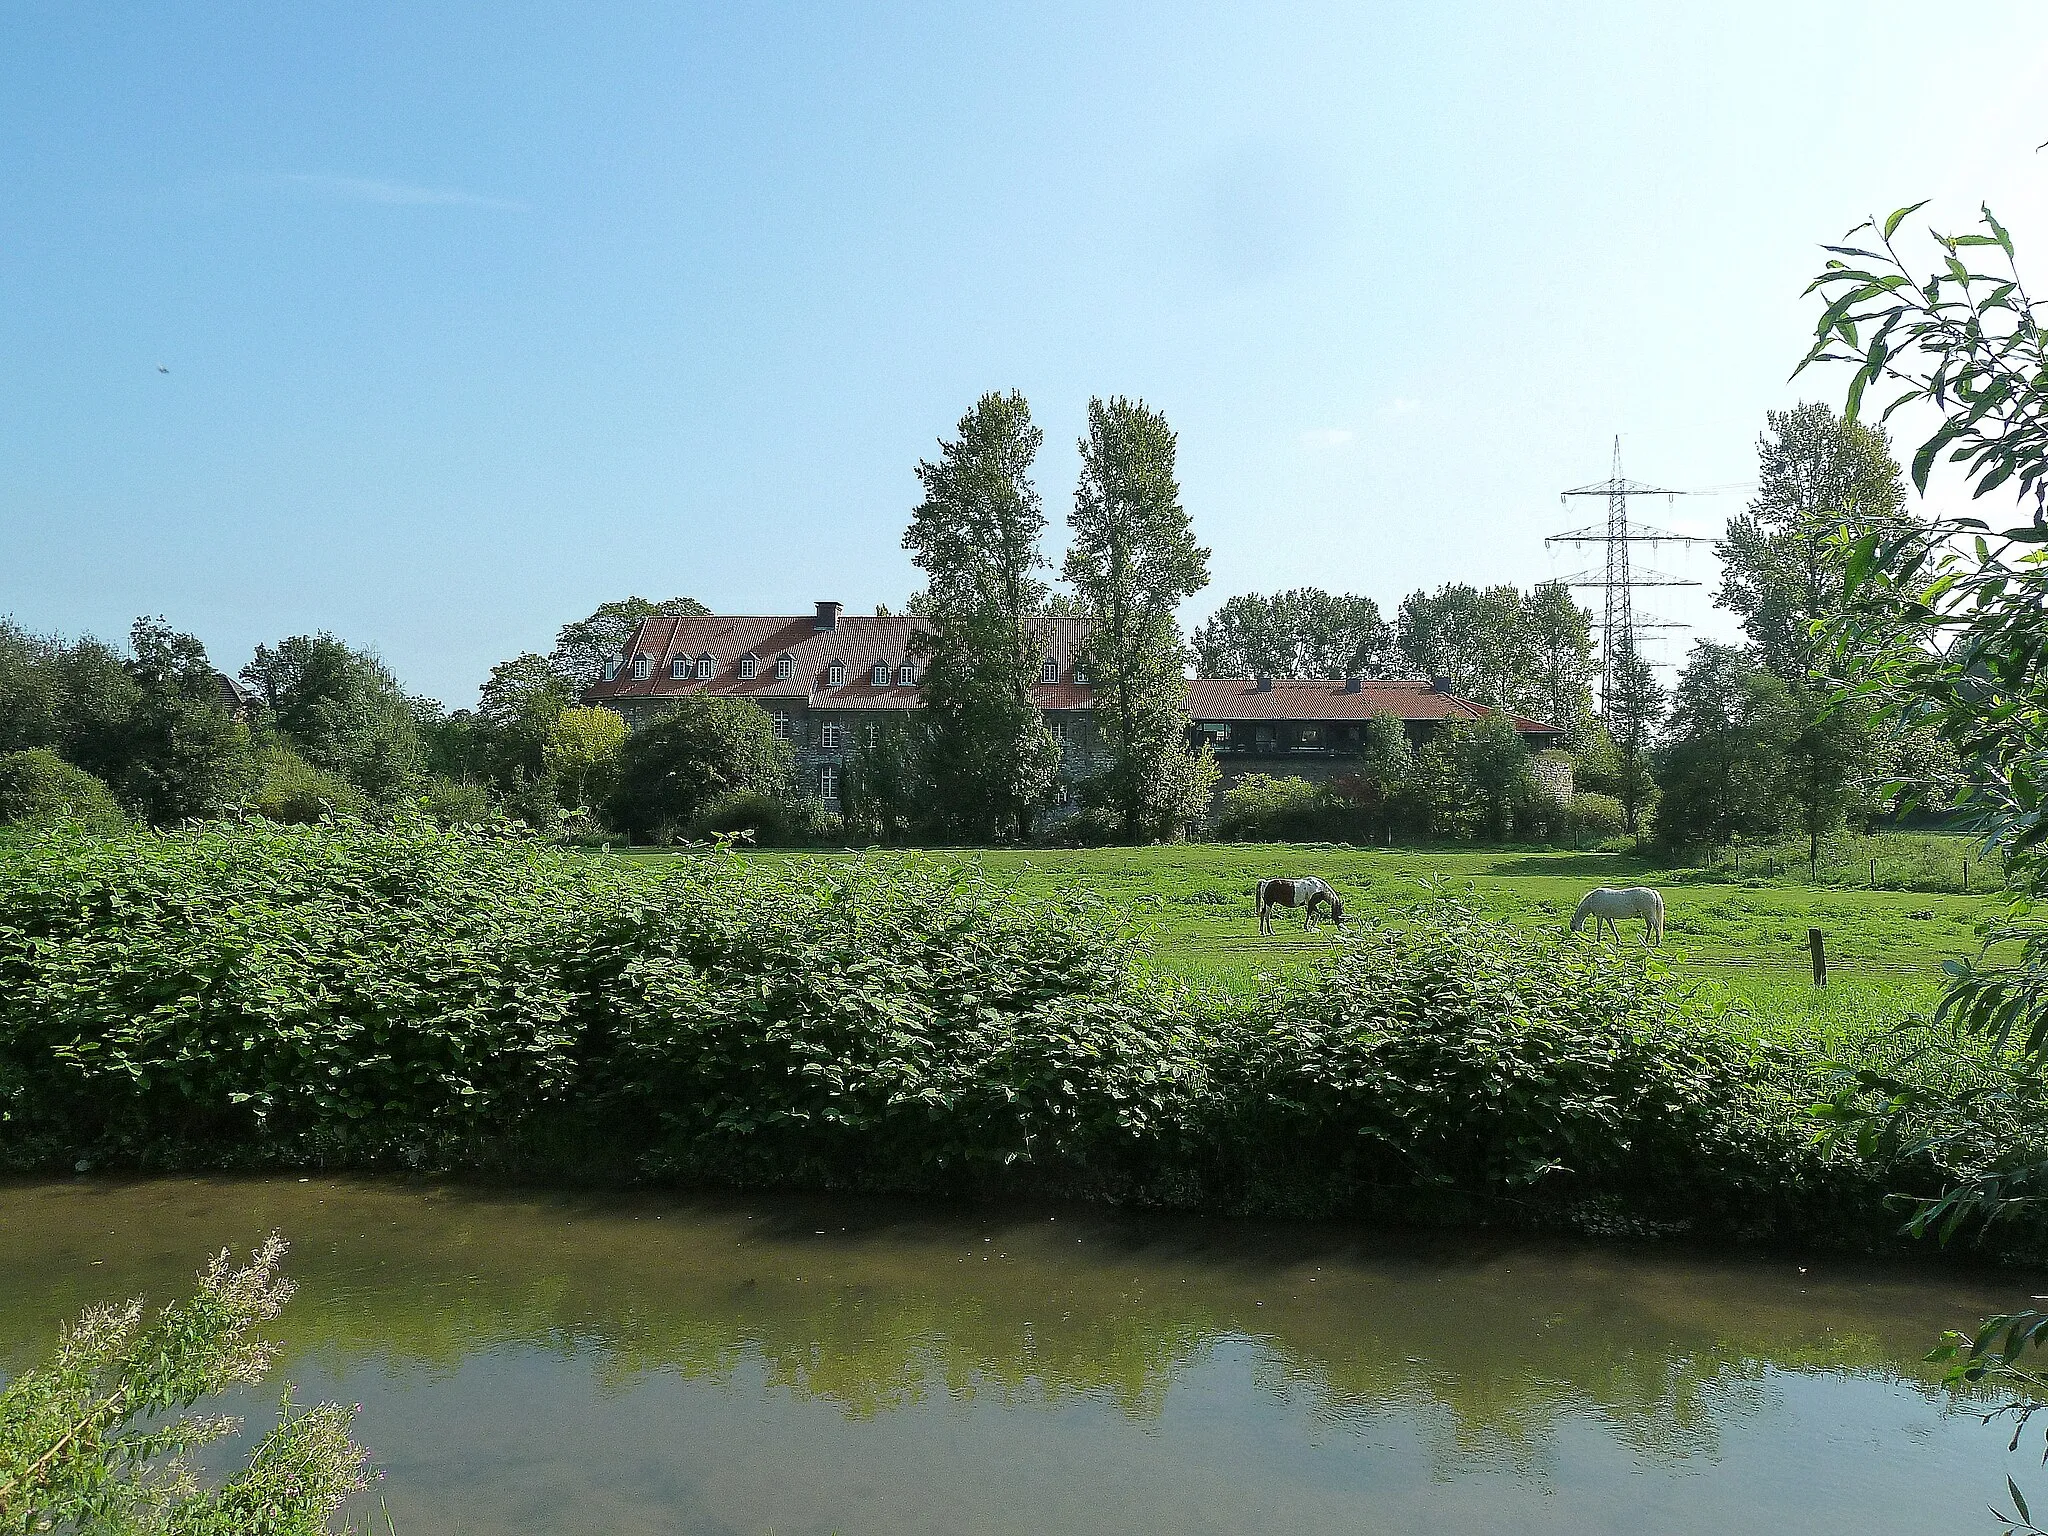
[4,2,2045,707]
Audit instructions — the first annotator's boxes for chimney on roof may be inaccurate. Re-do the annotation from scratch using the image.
[1429,675,1452,694]
[814,600,842,632]
[1343,675,1363,693]
[1254,673,1274,692]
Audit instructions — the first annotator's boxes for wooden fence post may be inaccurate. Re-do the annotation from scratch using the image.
[1963,858,1969,892]
[1809,928,1827,988]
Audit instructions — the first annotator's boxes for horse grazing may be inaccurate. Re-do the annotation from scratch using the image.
[1570,887,1665,945]
[1256,877,1345,935]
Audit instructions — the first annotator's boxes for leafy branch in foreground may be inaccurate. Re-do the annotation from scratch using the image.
[0,1235,371,1535]
[1799,199,2048,1480]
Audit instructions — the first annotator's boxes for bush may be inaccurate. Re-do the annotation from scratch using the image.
[1198,900,1837,1230]
[0,749,126,832]
[420,774,498,828]
[249,745,371,824]
[0,1235,370,1531]
[1214,774,1369,843]
[694,789,790,845]
[0,819,1940,1252]
[1040,803,1124,847]
[608,697,791,842]
[1569,792,1626,839]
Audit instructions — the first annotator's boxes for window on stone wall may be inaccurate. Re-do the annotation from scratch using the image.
[772,712,791,740]
[819,764,840,803]
[821,723,844,751]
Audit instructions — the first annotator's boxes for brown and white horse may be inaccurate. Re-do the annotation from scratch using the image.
[1256,877,1345,935]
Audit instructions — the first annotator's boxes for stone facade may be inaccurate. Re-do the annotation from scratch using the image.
[583,604,1099,812]
[583,607,1566,816]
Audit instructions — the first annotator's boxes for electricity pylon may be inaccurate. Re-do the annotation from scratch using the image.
[1545,438,1709,716]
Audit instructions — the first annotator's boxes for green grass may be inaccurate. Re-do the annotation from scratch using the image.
[614,837,2001,1017]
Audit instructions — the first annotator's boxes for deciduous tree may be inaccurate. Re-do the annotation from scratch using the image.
[1064,395,1212,842]
[116,618,258,824]
[543,705,628,809]
[1655,642,1792,851]
[1604,648,1665,837]
[607,695,791,841]
[1718,401,1910,681]
[902,390,1060,840]
[1191,589,1395,679]
[550,596,710,686]
[242,632,426,802]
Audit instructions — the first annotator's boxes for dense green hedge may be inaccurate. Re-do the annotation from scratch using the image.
[0,820,1925,1247]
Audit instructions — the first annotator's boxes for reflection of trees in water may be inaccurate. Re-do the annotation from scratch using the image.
[0,1180,2000,1465]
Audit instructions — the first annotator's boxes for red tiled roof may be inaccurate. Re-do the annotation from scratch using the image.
[583,614,1097,711]
[1188,678,1562,734]
[585,617,1563,734]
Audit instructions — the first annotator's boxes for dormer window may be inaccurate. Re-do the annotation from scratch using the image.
[775,654,794,680]
[896,664,916,687]
[1041,658,1058,684]
[1074,665,1089,685]
[696,654,715,680]
[631,655,652,681]
[603,658,621,682]
[826,662,845,688]
[739,654,759,681]
[670,656,687,680]
[871,662,889,686]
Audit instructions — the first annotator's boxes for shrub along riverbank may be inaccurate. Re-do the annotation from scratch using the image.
[0,821,2006,1255]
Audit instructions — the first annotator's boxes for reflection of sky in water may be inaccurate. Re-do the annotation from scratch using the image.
[0,1179,2031,1535]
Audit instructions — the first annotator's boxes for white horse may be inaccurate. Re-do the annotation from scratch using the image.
[1570,887,1665,945]
[1256,877,1345,935]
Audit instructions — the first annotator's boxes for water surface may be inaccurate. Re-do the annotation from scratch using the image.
[0,1178,2034,1534]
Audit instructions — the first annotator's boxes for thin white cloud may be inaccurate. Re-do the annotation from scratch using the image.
[1299,427,1355,448]
[227,173,526,211]
[1380,396,1421,418]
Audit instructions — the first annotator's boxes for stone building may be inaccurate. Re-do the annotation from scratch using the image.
[1187,676,1568,797]
[581,602,1097,811]
[582,603,1566,814]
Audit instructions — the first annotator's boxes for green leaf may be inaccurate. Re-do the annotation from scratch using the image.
[1883,200,1929,239]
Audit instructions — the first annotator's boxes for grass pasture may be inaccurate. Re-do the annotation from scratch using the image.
[629,839,2002,1032]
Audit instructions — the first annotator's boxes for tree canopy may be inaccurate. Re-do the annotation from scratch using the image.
[903,389,1060,840]
[1191,589,1395,680]
[1064,395,1214,841]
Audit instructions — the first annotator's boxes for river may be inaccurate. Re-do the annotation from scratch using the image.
[0,1178,2035,1534]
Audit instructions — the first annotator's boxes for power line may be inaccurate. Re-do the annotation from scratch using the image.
[1544,438,1710,715]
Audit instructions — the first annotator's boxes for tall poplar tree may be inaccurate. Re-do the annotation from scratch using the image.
[1064,396,1214,842]
[903,390,1060,840]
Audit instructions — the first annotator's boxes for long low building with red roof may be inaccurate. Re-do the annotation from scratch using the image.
[582,602,1564,814]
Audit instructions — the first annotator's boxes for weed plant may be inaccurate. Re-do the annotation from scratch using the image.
[0,820,2017,1253]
